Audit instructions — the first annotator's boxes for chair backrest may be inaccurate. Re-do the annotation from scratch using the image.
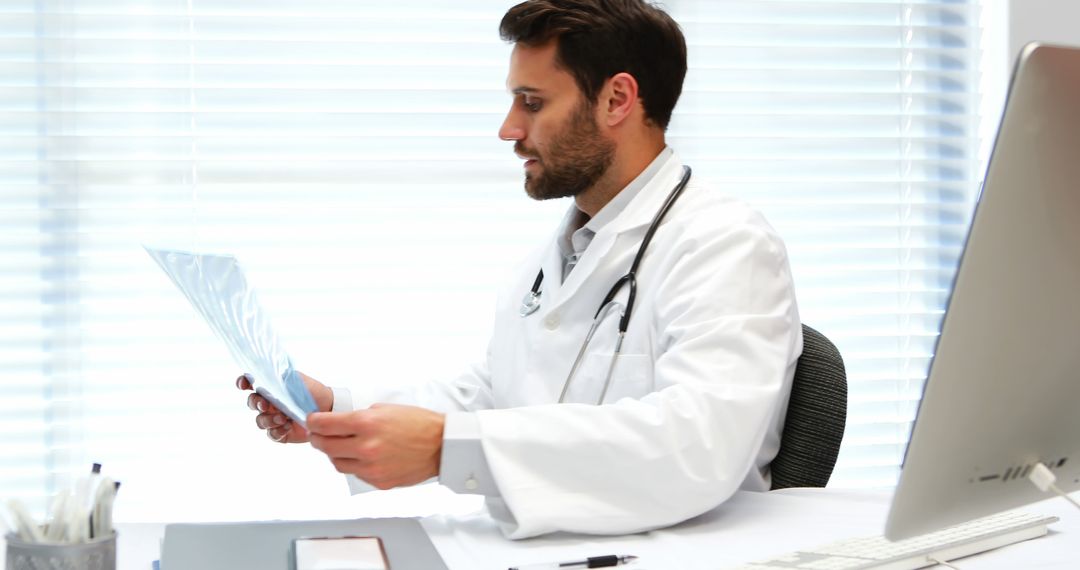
[770,324,848,490]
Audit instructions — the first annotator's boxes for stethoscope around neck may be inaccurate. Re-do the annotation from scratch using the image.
[520,165,692,404]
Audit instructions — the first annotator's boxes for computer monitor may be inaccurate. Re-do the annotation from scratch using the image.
[884,42,1080,540]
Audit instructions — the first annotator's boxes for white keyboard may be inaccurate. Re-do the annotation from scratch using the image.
[729,511,1058,569]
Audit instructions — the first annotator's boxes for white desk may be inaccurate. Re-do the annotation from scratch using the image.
[4,489,1076,569]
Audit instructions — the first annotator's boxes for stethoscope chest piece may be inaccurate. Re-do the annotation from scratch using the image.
[520,291,541,317]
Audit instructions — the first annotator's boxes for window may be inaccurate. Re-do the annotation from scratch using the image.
[0,0,991,521]
[668,0,988,488]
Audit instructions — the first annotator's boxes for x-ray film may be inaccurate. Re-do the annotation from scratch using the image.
[145,246,318,426]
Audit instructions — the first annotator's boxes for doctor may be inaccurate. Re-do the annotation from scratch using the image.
[240,0,802,539]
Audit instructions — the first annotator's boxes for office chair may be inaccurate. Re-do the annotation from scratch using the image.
[769,324,848,490]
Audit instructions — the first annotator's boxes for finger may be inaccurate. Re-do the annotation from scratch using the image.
[247,393,277,413]
[326,460,395,490]
[269,423,300,443]
[309,433,362,459]
[267,425,291,443]
[328,457,365,475]
[307,411,370,437]
[255,412,289,430]
[236,374,253,391]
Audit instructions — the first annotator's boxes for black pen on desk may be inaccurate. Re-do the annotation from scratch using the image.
[509,554,638,570]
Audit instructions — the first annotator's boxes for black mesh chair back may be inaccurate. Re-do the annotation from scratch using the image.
[770,324,848,490]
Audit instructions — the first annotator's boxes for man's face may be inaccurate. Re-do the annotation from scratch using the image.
[499,41,615,200]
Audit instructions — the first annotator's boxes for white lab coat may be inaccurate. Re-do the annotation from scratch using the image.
[355,152,801,538]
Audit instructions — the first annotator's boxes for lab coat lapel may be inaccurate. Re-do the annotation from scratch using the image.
[538,240,564,304]
[545,155,686,311]
[534,202,585,306]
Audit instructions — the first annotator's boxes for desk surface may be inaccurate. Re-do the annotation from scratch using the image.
[3,488,1076,569]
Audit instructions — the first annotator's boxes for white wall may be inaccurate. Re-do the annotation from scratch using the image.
[1009,0,1080,60]
[979,1,1080,164]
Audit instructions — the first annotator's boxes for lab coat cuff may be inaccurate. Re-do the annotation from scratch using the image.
[345,474,376,495]
[439,413,500,497]
[330,386,353,413]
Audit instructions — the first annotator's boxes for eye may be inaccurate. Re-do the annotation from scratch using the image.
[522,96,542,113]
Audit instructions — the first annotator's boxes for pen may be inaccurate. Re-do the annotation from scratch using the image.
[91,479,119,540]
[509,554,638,570]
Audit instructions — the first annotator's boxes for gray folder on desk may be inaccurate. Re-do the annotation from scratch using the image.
[160,518,448,570]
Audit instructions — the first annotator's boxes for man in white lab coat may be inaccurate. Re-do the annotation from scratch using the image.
[239,0,802,539]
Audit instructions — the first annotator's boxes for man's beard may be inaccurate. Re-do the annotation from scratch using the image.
[516,100,616,201]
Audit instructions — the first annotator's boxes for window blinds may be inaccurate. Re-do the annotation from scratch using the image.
[0,0,984,520]
[668,0,983,488]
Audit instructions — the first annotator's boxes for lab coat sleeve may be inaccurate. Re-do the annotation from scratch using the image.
[476,217,801,538]
[347,359,497,413]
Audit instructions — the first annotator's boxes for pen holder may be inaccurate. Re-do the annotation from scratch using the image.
[4,532,116,570]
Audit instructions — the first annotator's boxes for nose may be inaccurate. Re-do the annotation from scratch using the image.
[499,105,525,142]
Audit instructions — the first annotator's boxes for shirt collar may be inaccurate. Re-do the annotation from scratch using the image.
[585,146,674,235]
[557,146,675,264]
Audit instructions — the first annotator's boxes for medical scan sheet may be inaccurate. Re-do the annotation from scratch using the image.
[145,246,318,426]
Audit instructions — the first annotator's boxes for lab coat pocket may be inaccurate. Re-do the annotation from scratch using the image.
[568,353,654,404]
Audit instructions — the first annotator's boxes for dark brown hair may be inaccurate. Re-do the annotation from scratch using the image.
[500,0,687,130]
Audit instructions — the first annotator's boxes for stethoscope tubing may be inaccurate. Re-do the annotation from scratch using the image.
[525,165,692,333]
[523,166,693,405]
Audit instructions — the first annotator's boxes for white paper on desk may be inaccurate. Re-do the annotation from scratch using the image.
[145,246,318,426]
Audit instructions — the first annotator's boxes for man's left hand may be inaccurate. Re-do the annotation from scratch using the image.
[307,404,445,490]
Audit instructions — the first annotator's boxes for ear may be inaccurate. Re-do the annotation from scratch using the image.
[599,72,640,127]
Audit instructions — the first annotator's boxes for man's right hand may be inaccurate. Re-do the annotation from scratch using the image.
[236,372,333,444]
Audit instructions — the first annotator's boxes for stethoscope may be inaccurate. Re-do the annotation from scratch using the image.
[520,166,692,404]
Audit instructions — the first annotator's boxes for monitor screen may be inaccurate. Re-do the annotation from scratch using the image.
[885,42,1080,540]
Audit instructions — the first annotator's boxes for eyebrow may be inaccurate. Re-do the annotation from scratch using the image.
[509,86,542,95]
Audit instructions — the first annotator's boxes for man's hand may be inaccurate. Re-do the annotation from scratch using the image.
[307,404,445,490]
[236,372,333,444]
